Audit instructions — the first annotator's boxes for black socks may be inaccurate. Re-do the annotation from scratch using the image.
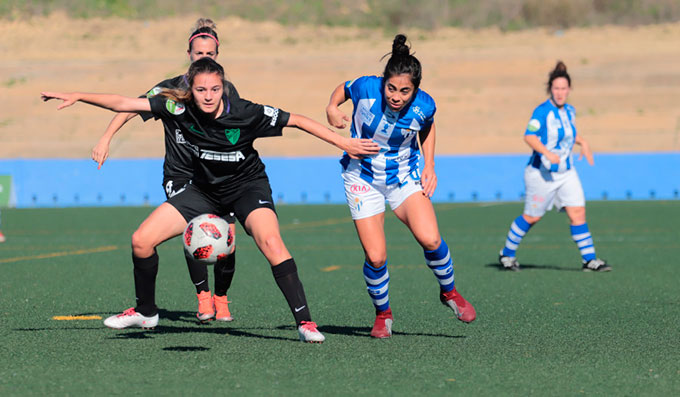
[133,250,159,316]
[272,258,311,325]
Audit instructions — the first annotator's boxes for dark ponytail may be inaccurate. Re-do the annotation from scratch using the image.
[547,60,571,93]
[382,34,422,90]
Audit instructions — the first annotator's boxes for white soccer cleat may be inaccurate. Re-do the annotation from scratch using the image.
[582,258,612,272]
[298,321,325,343]
[499,251,520,271]
[104,307,159,329]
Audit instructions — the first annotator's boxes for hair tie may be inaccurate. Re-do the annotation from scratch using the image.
[189,33,219,46]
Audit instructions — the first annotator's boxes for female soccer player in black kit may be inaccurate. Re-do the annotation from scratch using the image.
[43,58,379,343]
[92,18,241,323]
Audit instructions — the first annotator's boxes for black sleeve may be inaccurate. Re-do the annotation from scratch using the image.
[139,77,182,121]
[148,96,186,121]
[240,100,290,138]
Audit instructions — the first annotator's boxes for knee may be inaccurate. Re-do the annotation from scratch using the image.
[522,214,541,224]
[131,229,155,255]
[420,236,442,252]
[364,251,387,268]
[258,234,286,257]
[568,208,586,224]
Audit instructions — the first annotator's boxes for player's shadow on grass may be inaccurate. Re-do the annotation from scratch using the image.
[485,263,580,271]
[106,309,300,343]
[309,324,466,339]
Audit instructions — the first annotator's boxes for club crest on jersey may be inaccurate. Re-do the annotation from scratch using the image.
[527,119,541,132]
[225,128,240,145]
[165,99,185,115]
[145,86,163,98]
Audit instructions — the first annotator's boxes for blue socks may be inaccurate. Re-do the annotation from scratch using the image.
[502,215,533,257]
[571,223,597,262]
[424,240,455,293]
[363,261,390,312]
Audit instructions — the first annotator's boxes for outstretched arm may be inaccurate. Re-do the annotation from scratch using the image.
[41,92,151,113]
[419,123,437,198]
[574,134,594,165]
[287,113,378,158]
[325,83,351,129]
[92,112,138,169]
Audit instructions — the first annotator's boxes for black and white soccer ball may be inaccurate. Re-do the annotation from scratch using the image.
[183,214,234,264]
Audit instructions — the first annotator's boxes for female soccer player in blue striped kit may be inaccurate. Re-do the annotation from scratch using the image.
[498,61,611,272]
[326,34,476,338]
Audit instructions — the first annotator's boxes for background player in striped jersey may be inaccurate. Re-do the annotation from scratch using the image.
[326,34,476,338]
[498,61,611,272]
[43,57,379,342]
[91,18,241,322]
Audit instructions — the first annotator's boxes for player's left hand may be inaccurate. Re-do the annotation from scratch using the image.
[421,165,437,198]
[41,92,78,110]
[578,142,594,166]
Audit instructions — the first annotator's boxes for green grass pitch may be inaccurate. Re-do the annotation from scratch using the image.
[0,201,678,395]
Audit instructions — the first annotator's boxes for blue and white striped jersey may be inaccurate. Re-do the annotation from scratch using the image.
[525,99,577,173]
[340,75,436,186]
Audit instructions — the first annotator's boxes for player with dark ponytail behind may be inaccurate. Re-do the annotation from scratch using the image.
[498,61,611,272]
[326,34,476,339]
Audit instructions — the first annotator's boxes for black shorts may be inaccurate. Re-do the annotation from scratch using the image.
[163,176,191,199]
[166,177,275,231]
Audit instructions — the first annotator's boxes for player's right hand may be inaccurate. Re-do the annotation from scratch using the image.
[41,91,78,110]
[326,105,350,129]
[546,152,560,164]
[92,139,110,169]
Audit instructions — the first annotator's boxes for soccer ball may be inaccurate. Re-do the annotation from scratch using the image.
[183,214,234,264]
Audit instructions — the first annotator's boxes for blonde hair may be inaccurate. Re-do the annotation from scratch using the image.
[188,18,220,53]
[191,18,217,33]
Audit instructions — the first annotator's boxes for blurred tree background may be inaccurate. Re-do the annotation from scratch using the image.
[2,0,679,29]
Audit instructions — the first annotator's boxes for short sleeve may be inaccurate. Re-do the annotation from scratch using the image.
[138,85,166,121]
[343,76,372,104]
[524,107,544,136]
[240,100,290,138]
[149,96,186,121]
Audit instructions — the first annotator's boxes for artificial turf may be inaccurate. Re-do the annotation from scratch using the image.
[0,201,678,395]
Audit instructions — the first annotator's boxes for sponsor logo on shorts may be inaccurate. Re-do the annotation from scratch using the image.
[258,199,271,205]
[532,194,545,203]
[165,99,185,115]
[263,106,279,127]
[350,184,371,194]
[200,150,245,162]
[354,197,363,212]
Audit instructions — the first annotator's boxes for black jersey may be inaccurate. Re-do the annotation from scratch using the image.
[149,95,290,196]
[139,75,240,181]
